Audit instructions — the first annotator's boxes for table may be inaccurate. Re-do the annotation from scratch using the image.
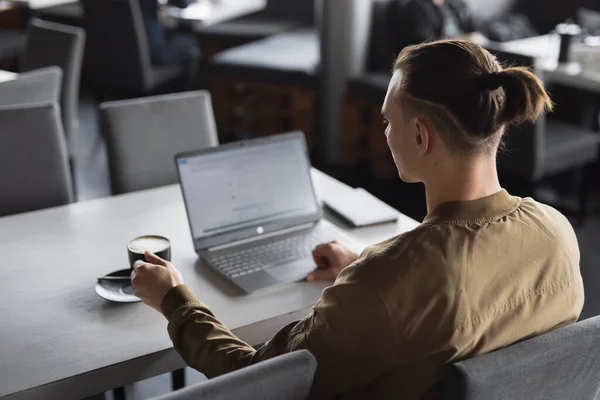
[0,168,420,400]
[164,0,266,28]
[1,0,77,10]
[498,34,600,94]
[0,69,17,83]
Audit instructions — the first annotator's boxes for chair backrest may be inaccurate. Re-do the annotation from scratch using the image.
[486,47,546,180]
[22,18,86,143]
[0,66,62,107]
[99,90,219,194]
[0,102,73,217]
[81,0,151,92]
[437,316,600,400]
[151,350,317,400]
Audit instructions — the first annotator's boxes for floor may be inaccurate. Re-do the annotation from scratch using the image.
[75,92,600,399]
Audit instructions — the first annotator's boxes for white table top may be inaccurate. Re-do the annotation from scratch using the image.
[165,0,266,27]
[499,34,600,93]
[0,70,17,84]
[2,0,77,10]
[0,168,419,400]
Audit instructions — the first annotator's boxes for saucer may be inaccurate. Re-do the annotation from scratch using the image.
[95,268,141,303]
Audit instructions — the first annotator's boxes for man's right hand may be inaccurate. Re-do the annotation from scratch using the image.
[306,241,360,282]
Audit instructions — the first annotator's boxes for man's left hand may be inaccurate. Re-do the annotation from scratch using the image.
[131,251,184,312]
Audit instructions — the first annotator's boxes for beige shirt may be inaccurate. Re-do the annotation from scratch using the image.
[162,189,584,399]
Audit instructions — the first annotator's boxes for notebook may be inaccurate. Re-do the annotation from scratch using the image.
[324,188,399,227]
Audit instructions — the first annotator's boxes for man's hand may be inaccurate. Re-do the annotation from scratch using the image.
[306,241,359,282]
[131,251,184,312]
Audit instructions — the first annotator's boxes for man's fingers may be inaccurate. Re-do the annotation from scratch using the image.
[132,260,148,271]
[144,251,168,266]
[312,247,331,268]
[312,242,339,268]
[306,268,338,282]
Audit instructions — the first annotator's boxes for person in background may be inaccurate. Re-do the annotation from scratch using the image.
[138,0,200,68]
[131,40,584,400]
[396,0,487,49]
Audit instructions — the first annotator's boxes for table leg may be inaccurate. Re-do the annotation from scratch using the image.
[172,368,186,391]
[112,386,126,400]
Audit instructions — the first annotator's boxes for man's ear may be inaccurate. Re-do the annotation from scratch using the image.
[414,118,430,156]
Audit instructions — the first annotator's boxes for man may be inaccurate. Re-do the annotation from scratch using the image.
[138,0,199,67]
[131,40,583,399]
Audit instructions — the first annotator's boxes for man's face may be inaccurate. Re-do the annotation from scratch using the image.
[381,72,424,183]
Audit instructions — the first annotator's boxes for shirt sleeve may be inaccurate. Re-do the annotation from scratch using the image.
[162,252,398,399]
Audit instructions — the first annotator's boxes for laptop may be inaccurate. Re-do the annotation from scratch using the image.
[175,132,361,293]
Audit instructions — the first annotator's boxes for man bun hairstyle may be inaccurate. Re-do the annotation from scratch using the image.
[393,40,553,154]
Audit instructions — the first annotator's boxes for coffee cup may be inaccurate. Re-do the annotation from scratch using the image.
[127,235,171,269]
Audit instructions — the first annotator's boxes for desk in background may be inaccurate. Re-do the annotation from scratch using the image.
[0,168,419,400]
[498,34,600,94]
[164,0,266,28]
[0,69,17,82]
[1,0,77,10]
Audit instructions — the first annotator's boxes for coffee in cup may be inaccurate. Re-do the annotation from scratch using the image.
[127,235,171,269]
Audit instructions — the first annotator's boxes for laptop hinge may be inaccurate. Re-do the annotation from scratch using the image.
[206,222,316,252]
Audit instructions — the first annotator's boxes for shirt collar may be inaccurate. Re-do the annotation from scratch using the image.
[422,189,521,224]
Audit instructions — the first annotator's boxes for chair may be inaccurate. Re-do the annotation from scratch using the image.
[99,90,219,195]
[0,102,73,217]
[437,316,600,400]
[0,66,62,106]
[22,19,86,148]
[211,29,319,147]
[150,350,317,400]
[81,0,188,97]
[490,49,600,224]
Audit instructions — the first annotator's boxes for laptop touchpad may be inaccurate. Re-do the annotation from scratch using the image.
[266,257,316,282]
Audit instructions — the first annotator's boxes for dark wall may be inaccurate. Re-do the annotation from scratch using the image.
[263,0,316,25]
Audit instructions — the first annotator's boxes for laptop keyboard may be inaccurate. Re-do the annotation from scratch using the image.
[206,225,339,279]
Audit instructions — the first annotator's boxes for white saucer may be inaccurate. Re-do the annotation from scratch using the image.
[95,268,141,303]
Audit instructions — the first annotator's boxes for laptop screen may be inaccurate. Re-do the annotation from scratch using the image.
[177,133,321,248]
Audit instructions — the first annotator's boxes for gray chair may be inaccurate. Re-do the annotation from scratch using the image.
[489,49,600,224]
[437,316,600,400]
[22,19,86,147]
[0,66,62,106]
[81,0,187,97]
[0,102,73,217]
[99,90,219,195]
[151,350,317,400]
